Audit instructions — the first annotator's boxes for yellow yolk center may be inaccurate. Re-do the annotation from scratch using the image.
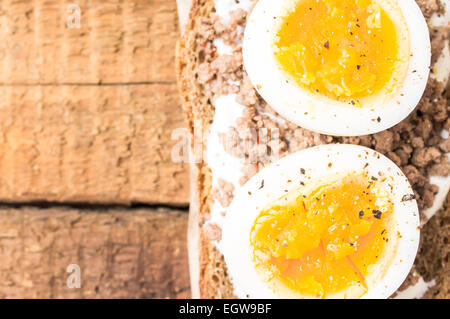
[250,173,393,298]
[274,0,401,102]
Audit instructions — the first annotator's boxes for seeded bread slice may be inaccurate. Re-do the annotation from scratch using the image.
[176,0,450,299]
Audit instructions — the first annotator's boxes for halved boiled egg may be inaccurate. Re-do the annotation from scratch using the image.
[243,0,431,136]
[222,144,420,299]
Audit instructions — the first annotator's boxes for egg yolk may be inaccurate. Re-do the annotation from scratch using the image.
[274,0,401,102]
[250,173,393,298]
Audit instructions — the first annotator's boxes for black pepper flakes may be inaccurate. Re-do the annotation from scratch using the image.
[401,194,416,202]
[359,211,364,219]
[259,179,265,190]
[372,210,382,219]
[324,41,330,49]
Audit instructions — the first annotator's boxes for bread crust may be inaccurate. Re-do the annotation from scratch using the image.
[176,0,236,299]
[176,0,450,299]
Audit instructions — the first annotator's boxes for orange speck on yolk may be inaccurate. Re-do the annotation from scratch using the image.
[250,173,393,298]
[274,0,401,101]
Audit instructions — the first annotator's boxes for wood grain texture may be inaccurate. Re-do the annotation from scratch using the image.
[0,84,188,205]
[0,0,189,205]
[0,0,178,84]
[0,206,190,298]
[0,0,192,298]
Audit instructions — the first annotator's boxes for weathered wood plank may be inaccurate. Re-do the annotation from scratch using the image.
[0,84,189,205]
[0,0,179,84]
[0,206,190,298]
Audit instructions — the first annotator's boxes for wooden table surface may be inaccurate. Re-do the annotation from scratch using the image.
[0,0,190,298]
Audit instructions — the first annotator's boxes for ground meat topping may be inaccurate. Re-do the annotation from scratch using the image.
[415,0,445,19]
[203,222,223,241]
[212,178,235,208]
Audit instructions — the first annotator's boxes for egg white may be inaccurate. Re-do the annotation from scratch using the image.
[222,144,420,299]
[243,0,431,136]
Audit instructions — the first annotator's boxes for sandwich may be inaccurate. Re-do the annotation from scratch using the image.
[176,0,450,298]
